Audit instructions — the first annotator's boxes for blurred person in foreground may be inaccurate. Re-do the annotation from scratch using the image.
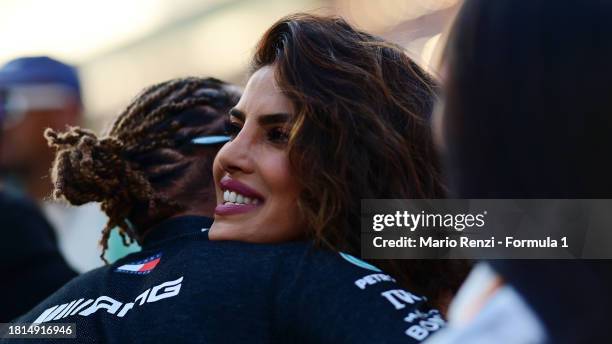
[427,1,612,343]
[0,56,123,271]
[0,86,76,322]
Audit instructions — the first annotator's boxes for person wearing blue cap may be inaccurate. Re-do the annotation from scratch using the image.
[0,72,77,322]
[0,56,82,200]
[0,56,119,272]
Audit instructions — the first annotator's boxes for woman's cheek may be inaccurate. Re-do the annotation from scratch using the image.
[263,150,296,194]
[211,155,224,201]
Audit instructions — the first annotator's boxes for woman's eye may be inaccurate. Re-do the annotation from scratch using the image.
[224,120,242,139]
[267,127,289,144]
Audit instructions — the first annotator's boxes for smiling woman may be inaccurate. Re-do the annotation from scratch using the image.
[211,65,303,242]
[208,13,470,310]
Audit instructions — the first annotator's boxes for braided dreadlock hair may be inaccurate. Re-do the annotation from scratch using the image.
[45,77,240,262]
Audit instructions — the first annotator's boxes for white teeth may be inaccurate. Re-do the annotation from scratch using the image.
[222,190,260,205]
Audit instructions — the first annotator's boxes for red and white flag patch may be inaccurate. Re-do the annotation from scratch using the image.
[115,253,162,275]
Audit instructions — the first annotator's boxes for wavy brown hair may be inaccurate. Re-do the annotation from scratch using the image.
[252,13,469,308]
[45,77,240,261]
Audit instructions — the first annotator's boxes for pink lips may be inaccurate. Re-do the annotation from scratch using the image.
[215,203,259,216]
[215,176,264,216]
[219,176,264,200]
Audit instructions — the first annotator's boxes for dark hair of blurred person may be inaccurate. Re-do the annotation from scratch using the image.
[436,0,612,342]
[0,87,76,322]
[441,1,612,199]
[45,77,239,261]
[209,13,470,311]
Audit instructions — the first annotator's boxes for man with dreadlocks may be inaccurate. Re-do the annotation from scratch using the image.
[4,77,241,341]
[45,77,239,261]
[5,77,443,344]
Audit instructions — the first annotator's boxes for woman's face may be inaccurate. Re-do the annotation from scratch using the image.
[209,65,304,242]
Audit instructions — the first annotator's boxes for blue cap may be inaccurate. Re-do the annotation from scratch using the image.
[0,56,81,100]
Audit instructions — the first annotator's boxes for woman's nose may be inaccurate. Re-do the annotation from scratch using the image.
[216,128,255,175]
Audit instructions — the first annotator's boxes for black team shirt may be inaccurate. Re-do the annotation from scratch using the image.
[5,216,444,343]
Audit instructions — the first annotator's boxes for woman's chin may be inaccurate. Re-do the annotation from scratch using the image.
[209,220,243,241]
[209,219,265,242]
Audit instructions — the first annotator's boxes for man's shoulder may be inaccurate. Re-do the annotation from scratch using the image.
[168,236,314,262]
[174,238,381,276]
[44,264,110,294]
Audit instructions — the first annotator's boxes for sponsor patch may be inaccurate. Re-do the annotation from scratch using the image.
[115,253,162,275]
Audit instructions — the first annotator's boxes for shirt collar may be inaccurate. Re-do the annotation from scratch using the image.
[141,215,213,249]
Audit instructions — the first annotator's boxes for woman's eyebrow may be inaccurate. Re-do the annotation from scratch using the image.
[258,113,290,125]
[229,108,290,125]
